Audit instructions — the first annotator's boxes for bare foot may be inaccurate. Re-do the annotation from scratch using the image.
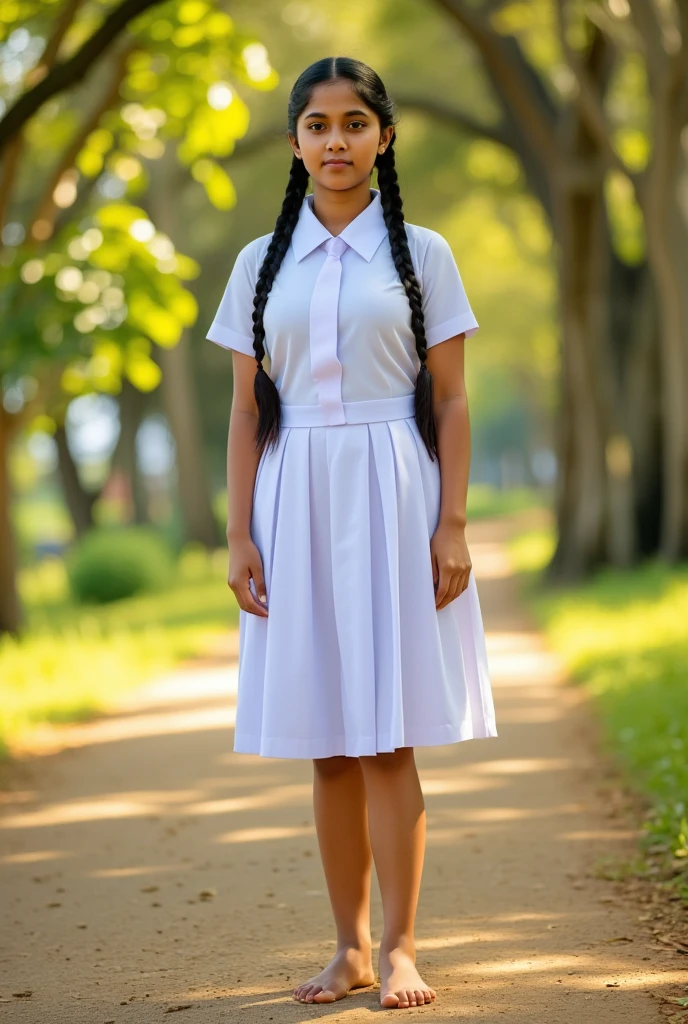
[292,945,375,1003]
[378,942,436,1009]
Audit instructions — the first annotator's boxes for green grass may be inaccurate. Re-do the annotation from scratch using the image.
[509,528,688,891]
[467,484,544,520]
[0,545,237,758]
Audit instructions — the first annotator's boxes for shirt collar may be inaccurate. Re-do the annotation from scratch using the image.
[291,188,388,263]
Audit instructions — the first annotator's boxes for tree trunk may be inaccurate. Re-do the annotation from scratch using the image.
[156,331,220,547]
[111,378,149,525]
[0,409,22,635]
[145,153,219,548]
[54,423,96,538]
[643,190,688,559]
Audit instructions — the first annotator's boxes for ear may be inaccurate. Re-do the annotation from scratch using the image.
[379,126,394,152]
[287,131,301,160]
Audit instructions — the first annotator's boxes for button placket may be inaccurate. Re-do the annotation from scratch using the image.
[308,235,348,425]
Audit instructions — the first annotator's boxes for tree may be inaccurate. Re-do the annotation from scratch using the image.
[0,0,278,633]
[410,0,682,574]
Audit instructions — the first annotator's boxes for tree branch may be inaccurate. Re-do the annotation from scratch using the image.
[0,0,87,233]
[628,0,668,85]
[30,0,87,82]
[433,0,560,169]
[27,42,137,241]
[393,92,515,149]
[555,0,640,186]
[0,0,165,156]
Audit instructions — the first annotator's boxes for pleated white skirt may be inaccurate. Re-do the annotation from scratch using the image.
[234,395,498,759]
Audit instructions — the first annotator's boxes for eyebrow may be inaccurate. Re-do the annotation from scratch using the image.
[303,109,370,119]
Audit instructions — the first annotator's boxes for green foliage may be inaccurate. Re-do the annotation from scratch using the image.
[510,528,688,869]
[0,0,279,429]
[0,206,200,394]
[0,543,234,757]
[466,484,543,519]
[65,526,176,604]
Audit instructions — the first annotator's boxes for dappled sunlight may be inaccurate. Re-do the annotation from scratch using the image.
[188,783,312,816]
[467,757,576,775]
[0,789,203,829]
[415,930,515,950]
[494,705,566,723]
[0,848,69,865]
[485,641,563,686]
[469,541,513,579]
[477,955,589,974]
[419,774,500,796]
[90,863,189,879]
[217,825,316,844]
[560,829,641,842]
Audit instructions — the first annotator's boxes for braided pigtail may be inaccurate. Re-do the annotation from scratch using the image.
[252,155,310,455]
[376,140,437,461]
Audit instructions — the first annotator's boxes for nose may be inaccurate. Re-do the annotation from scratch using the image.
[326,129,347,151]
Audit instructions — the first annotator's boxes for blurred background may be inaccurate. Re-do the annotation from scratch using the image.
[0,0,686,871]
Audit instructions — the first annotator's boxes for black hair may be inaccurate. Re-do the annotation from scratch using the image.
[251,56,437,461]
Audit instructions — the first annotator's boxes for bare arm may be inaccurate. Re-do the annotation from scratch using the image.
[425,333,472,609]
[225,351,269,617]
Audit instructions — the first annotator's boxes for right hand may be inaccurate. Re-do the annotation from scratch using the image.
[227,536,268,618]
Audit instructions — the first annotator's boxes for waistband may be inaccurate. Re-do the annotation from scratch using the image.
[280,394,416,428]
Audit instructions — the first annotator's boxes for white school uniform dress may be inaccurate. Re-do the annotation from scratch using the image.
[207,187,498,759]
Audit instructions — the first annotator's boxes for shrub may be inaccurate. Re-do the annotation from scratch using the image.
[66,526,175,604]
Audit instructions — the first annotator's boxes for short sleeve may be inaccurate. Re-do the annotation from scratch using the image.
[420,232,478,348]
[205,242,258,357]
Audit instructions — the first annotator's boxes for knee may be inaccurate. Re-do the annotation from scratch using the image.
[313,754,360,780]
[360,746,415,773]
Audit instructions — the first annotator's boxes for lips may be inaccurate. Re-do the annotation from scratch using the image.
[324,160,350,165]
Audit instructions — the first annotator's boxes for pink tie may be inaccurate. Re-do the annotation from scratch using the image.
[309,235,348,425]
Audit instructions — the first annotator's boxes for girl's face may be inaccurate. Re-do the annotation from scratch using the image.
[288,79,394,191]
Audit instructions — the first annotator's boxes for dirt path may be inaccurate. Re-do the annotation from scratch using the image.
[1,511,685,1022]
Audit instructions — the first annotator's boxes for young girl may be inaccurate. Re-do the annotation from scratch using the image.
[207,56,497,1011]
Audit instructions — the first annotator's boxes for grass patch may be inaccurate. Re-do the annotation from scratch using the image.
[508,526,688,894]
[0,545,237,758]
[467,484,545,520]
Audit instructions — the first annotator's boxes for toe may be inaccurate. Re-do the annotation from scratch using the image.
[380,992,400,1007]
[415,989,426,1004]
[313,989,337,1003]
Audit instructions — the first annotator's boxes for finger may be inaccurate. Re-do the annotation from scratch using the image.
[238,582,268,617]
[431,549,439,592]
[434,569,451,608]
[437,572,458,610]
[247,579,269,616]
[445,572,463,608]
[459,566,471,595]
[251,563,268,605]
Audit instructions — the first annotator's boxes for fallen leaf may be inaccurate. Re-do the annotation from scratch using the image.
[164,1004,194,1013]
[605,982,620,987]
[140,885,159,893]
[12,991,33,998]
[198,889,216,901]
[603,936,633,944]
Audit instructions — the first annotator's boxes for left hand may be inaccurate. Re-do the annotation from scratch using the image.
[430,523,472,610]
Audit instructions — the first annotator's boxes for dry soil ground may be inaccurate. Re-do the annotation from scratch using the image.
[1,510,686,1022]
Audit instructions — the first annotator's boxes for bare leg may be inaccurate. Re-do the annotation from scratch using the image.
[359,747,436,1009]
[292,755,375,1003]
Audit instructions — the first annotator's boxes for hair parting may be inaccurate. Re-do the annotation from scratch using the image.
[251,55,438,461]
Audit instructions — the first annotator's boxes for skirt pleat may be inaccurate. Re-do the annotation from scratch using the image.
[233,415,497,759]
